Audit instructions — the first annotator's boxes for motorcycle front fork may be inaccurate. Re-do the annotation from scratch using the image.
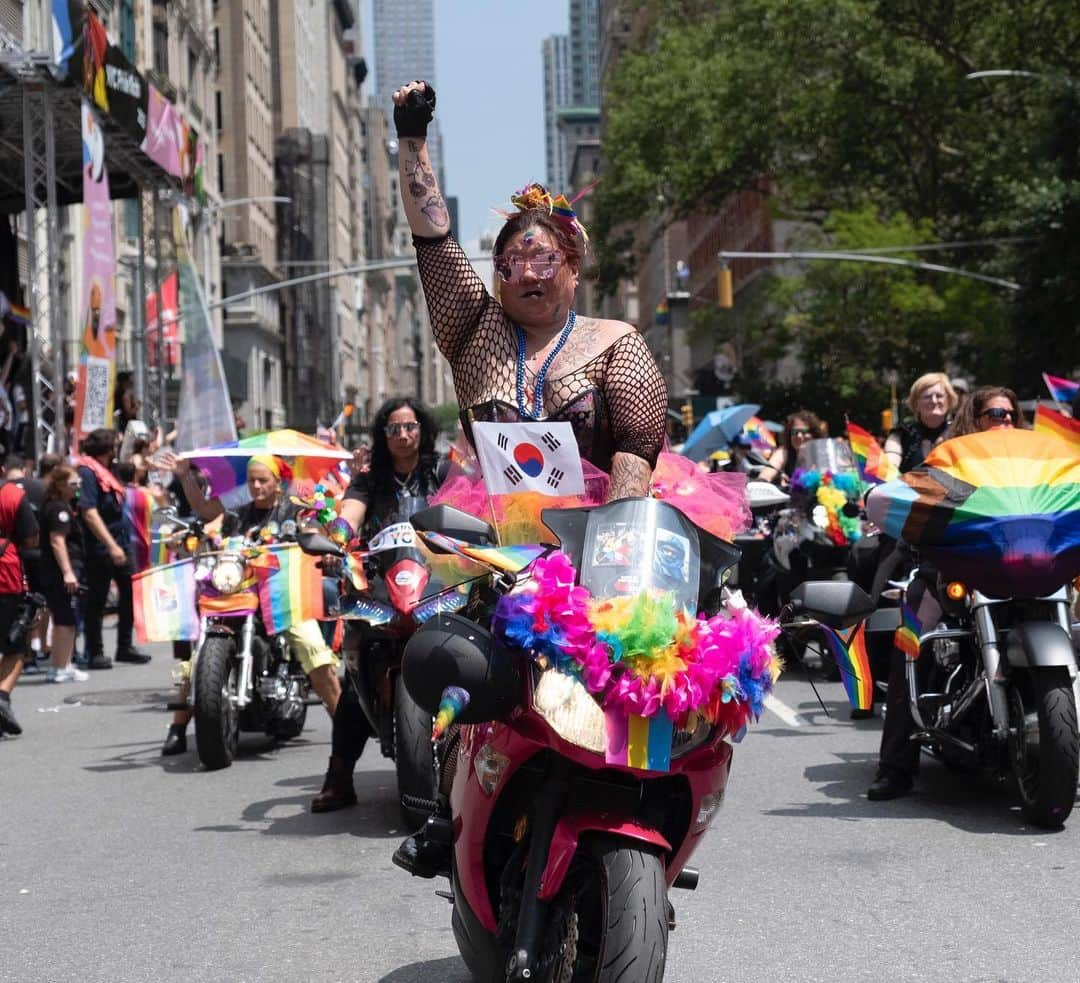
[186,614,256,709]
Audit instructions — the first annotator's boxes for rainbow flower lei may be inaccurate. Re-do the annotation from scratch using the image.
[493,551,781,737]
[789,468,864,546]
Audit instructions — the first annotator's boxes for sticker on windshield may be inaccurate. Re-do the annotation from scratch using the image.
[368,522,415,553]
[653,530,690,587]
[591,524,643,567]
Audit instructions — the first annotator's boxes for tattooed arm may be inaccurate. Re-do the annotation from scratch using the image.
[396,137,450,238]
[607,452,653,501]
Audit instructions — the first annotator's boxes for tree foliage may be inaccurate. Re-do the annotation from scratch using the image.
[596,0,1080,398]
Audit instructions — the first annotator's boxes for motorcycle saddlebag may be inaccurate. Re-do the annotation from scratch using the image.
[401,613,520,724]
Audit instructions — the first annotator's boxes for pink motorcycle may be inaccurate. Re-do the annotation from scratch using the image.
[401,498,778,982]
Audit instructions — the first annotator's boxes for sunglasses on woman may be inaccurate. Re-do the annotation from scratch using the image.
[493,251,564,284]
[977,407,1013,422]
[790,428,813,437]
[385,421,420,437]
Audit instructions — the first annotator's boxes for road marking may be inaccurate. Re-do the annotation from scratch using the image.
[764,693,805,728]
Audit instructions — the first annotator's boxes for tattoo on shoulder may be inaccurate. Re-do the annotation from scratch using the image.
[607,453,652,501]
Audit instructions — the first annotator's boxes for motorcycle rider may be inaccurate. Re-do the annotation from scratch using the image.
[157,452,341,754]
[758,409,827,486]
[310,396,444,812]
[868,392,1017,801]
[387,79,668,876]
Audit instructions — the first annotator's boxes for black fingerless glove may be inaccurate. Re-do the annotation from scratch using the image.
[394,82,436,138]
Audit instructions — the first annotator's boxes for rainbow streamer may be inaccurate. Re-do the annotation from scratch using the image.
[432,685,470,741]
[124,485,156,573]
[250,544,325,633]
[822,621,873,711]
[133,559,200,644]
[419,530,545,575]
[846,420,898,485]
[1034,404,1080,449]
[1042,372,1079,406]
[605,707,674,772]
[894,603,921,661]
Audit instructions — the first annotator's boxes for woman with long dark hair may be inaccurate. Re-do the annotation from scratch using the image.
[310,396,445,812]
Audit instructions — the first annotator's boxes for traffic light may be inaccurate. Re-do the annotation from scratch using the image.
[681,402,694,428]
[880,408,894,433]
[717,265,733,308]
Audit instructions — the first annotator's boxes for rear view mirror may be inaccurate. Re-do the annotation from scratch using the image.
[790,580,874,629]
[409,504,497,546]
[297,528,345,557]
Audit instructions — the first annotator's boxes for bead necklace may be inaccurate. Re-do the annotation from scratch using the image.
[394,468,419,498]
[515,309,576,419]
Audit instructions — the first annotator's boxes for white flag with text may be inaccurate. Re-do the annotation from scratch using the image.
[473,421,585,497]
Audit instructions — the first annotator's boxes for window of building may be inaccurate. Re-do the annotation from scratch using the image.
[119,0,136,61]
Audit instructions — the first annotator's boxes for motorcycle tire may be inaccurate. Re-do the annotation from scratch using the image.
[394,673,437,828]
[193,636,241,771]
[1009,667,1079,829]
[539,837,668,983]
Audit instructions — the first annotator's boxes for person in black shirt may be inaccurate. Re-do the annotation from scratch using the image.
[158,450,342,755]
[78,428,149,669]
[0,475,40,736]
[38,465,89,683]
[311,397,443,812]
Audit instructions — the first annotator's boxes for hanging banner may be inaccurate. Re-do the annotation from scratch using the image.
[73,100,118,439]
[146,272,180,368]
[172,209,237,452]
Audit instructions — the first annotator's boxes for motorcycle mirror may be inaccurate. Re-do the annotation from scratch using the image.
[409,504,497,546]
[789,580,874,629]
[296,527,345,557]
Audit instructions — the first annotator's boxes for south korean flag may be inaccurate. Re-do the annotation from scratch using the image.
[473,421,586,497]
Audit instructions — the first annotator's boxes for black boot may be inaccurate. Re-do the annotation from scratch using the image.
[311,755,357,813]
[161,723,187,756]
[392,810,452,879]
[0,692,21,736]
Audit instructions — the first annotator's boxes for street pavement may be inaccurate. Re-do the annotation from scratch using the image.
[3,634,1078,983]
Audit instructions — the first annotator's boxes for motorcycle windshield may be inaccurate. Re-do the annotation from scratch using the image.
[567,499,703,610]
[796,438,857,474]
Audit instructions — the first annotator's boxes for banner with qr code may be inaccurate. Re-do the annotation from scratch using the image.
[73,99,118,443]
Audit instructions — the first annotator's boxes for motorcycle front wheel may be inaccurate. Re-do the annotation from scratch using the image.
[539,837,668,983]
[394,674,437,827]
[194,636,241,771]
[1008,667,1079,828]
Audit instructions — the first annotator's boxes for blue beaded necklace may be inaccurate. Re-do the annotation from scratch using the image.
[515,309,576,419]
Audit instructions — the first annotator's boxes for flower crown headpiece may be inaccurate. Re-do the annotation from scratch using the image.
[497,181,595,252]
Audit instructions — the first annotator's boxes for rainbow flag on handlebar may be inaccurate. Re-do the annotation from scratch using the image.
[133,559,200,644]
[249,544,325,633]
[846,420,898,485]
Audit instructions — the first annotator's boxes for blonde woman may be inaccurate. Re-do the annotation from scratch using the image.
[883,372,959,473]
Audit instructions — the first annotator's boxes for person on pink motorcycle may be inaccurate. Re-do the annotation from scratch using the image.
[387,79,669,876]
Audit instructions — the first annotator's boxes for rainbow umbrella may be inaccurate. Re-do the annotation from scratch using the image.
[866,429,1080,598]
[179,429,352,498]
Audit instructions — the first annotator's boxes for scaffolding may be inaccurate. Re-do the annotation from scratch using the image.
[0,53,182,458]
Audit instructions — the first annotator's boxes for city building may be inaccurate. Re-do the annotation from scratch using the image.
[542,34,570,193]
[569,0,600,109]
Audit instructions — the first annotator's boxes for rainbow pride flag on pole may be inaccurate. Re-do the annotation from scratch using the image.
[1042,372,1079,407]
[133,559,200,643]
[822,621,873,711]
[124,485,156,573]
[846,419,898,485]
[604,707,674,772]
[250,544,325,634]
[1034,404,1080,450]
[894,603,921,661]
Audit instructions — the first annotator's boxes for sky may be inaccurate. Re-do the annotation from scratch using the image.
[365,0,569,252]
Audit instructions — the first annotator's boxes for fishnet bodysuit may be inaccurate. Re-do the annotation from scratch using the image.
[415,234,668,472]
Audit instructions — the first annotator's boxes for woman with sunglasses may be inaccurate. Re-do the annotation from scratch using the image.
[758,410,827,485]
[945,386,1027,437]
[312,397,445,812]
[389,81,667,502]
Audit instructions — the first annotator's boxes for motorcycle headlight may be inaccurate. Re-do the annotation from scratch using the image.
[210,555,246,594]
[533,669,607,755]
[671,713,714,760]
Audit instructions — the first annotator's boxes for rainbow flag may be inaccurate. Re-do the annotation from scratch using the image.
[847,420,898,485]
[654,298,670,326]
[7,303,30,325]
[742,416,777,450]
[1042,372,1079,406]
[1034,404,1080,449]
[250,544,325,633]
[894,603,921,661]
[822,621,873,711]
[124,485,156,573]
[133,559,200,643]
[604,707,673,772]
[418,530,545,575]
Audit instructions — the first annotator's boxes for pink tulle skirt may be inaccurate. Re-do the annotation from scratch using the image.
[432,448,750,545]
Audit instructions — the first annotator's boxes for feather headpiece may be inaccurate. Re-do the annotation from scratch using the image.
[500,181,593,252]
